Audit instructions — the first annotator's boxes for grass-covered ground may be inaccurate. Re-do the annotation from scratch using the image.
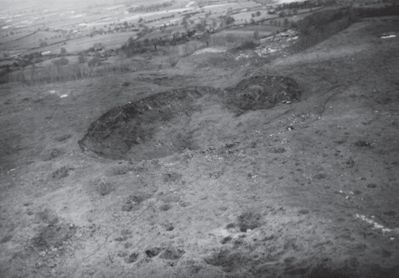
[0,11,399,278]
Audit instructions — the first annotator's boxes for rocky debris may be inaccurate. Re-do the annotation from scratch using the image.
[0,234,13,243]
[159,246,185,260]
[383,210,396,217]
[54,134,72,142]
[354,140,373,148]
[256,30,299,57]
[159,203,172,211]
[298,209,310,215]
[162,222,175,231]
[114,229,132,242]
[162,172,182,183]
[35,208,59,225]
[313,173,328,180]
[204,249,250,273]
[366,183,377,189]
[220,236,232,244]
[41,148,64,161]
[124,252,139,263]
[95,179,114,196]
[31,222,76,252]
[121,194,149,211]
[145,247,162,258]
[51,166,73,179]
[237,211,262,232]
[345,157,355,168]
[225,75,301,113]
[271,147,286,154]
[106,164,133,176]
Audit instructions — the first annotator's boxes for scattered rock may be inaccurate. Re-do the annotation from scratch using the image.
[226,75,301,112]
[354,140,372,148]
[121,202,134,212]
[51,166,73,179]
[286,267,308,276]
[159,203,172,211]
[95,180,114,196]
[41,148,64,161]
[145,247,162,258]
[124,242,133,249]
[159,247,185,260]
[0,234,13,243]
[271,147,286,153]
[233,238,244,247]
[284,256,296,264]
[183,260,203,275]
[163,172,182,183]
[31,222,76,252]
[381,249,392,258]
[209,171,224,179]
[221,236,232,244]
[383,210,396,217]
[345,157,355,168]
[114,229,132,242]
[366,183,377,189]
[54,134,72,142]
[308,264,352,278]
[162,222,175,231]
[263,234,275,241]
[179,200,191,207]
[106,165,132,176]
[224,142,240,149]
[237,211,262,232]
[125,252,139,263]
[313,173,327,180]
[35,208,59,225]
[117,251,128,257]
[204,249,249,273]
[298,209,310,215]
[121,194,149,211]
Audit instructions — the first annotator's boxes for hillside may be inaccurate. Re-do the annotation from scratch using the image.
[0,1,399,277]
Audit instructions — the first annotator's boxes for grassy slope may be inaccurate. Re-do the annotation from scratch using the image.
[0,16,399,277]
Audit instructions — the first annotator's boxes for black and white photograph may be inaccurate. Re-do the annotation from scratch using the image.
[0,0,398,277]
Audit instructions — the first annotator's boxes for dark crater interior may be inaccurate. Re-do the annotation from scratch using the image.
[79,75,301,160]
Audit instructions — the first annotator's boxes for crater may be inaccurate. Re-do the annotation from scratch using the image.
[79,76,301,160]
[225,75,301,113]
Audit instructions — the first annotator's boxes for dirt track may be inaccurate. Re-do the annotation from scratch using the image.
[0,16,399,277]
